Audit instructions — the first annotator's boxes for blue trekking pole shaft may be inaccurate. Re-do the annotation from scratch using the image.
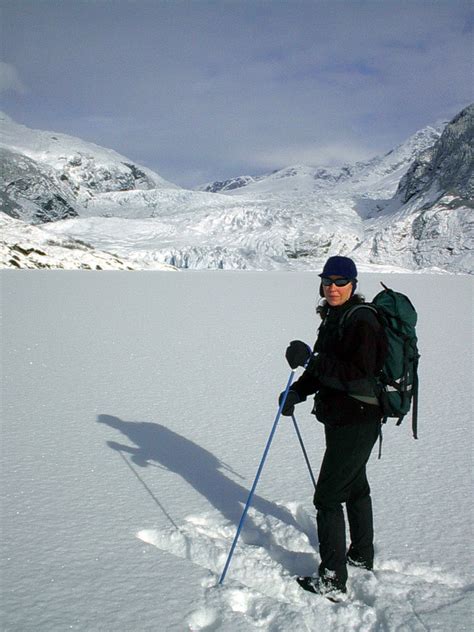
[291,414,317,490]
[218,369,296,585]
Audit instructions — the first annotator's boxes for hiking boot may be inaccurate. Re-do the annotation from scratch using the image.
[296,576,347,602]
[347,550,373,571]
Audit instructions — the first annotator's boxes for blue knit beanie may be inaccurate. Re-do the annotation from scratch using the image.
[319,256,358,279]
[318,256,358,298]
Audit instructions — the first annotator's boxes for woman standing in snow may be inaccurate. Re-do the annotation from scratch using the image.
[280,255,387,599]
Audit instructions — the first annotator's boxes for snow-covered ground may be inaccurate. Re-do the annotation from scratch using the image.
[1,270,473,631]
[0,213,176,271]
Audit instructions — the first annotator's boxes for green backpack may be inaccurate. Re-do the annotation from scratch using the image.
[341,283,420,439]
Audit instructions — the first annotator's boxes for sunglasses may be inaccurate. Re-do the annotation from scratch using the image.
[320,277,352,287]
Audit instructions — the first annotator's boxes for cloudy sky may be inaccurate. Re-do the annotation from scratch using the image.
[1,0,472,187]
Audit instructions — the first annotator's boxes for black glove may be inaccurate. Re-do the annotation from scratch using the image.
[278,389,301,416]
[285,340,312,369]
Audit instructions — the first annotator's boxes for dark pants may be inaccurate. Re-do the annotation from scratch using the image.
[313,420,379,590]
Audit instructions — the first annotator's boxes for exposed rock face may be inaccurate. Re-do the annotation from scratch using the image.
[0,147,79,223]
[55,154,166,199]
[397,104,474,207]
[199,175,259,193]
[362,105,474,274]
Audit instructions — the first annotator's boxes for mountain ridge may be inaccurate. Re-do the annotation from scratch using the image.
[1,106,472,273]
[196,123,444,199]
[0,111,178,224]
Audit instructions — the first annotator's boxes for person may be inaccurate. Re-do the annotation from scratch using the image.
[279,255,387,599]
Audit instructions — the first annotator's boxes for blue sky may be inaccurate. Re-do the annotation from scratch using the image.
[1,0,473,187]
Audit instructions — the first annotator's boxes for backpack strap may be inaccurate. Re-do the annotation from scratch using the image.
[338,303,379,337]
[411,355,420,439]
[395,335,412,426]
[339,303,384,407]
[396,337,419,439]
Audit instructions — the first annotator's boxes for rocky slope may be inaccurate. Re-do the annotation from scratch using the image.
[0,147,80,223]
[357,104,474,274]
[398,104,473,206]
[0,112,177,224]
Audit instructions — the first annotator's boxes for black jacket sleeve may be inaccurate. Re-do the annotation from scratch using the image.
[290,369,320,400]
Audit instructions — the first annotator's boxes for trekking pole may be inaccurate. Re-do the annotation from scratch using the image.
[291,414,317,490]
[218,369,296,585]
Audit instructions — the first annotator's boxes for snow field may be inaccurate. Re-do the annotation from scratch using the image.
[1,270,472,631]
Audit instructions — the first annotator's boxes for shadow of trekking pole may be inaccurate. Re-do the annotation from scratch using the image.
[114,446,179,530]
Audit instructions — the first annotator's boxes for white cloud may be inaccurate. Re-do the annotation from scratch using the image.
[251,142,376,171]
[2,1,471,186]
[0,61,28,95]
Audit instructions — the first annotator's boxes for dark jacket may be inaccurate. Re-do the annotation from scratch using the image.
[291,296,387,427]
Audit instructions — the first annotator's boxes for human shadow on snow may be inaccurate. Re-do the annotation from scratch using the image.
[98,414,318,576]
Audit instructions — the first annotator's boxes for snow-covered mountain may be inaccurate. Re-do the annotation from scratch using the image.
[1,106,472,273]
[0,112,177,224]
[398,105,473,206]
[199,124,443,201]
[356,104,474,273]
